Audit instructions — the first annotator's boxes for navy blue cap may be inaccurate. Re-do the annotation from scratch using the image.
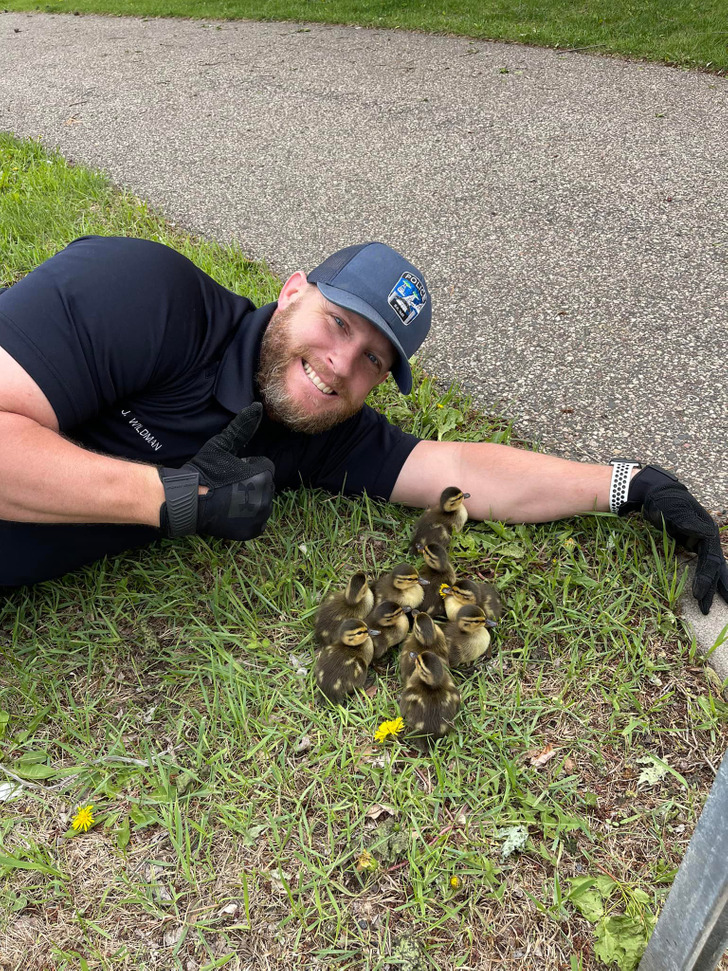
[307,242,431,394]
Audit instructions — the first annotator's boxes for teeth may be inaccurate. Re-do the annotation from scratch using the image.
[303,362,335,395]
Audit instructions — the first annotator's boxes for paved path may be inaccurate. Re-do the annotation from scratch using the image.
[2,12,727,660]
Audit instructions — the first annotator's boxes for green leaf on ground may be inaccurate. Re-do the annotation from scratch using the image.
[594,915,650,971]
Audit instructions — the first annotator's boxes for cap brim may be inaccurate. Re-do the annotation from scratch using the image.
[315,282,413,394]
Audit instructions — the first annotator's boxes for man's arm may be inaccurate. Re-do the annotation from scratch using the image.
[390,440,613,522]
[391,439,727,615]
[0,345,164,525]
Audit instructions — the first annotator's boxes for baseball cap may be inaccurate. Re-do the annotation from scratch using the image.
[307,242,431,395]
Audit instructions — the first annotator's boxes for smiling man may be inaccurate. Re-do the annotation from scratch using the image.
[0,235,725,613]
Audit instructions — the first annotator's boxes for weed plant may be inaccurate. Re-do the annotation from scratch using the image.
[1,135,727,970]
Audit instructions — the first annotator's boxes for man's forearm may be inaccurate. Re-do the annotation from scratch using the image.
[0,412,164,525]
[391,440,619,523]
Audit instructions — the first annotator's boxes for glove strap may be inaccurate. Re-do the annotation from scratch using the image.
[159,468,200,536]
[609,458,641,514]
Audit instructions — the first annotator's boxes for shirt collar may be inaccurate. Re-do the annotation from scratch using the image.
[213,300,277,413]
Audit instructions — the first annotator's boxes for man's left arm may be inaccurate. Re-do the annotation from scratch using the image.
[391,440,727,614]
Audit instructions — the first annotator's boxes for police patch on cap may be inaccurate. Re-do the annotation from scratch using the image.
[388,272,427,326]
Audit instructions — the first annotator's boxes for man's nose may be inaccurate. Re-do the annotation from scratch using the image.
[327,341,358,379]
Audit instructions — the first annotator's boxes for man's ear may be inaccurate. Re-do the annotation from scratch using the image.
[277,271,309,311]
[373,371,391,389]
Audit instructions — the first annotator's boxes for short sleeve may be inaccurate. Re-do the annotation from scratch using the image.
[0,236,242,429]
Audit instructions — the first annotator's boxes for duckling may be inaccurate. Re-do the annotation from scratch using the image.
[366,600,411,660]
[400,611,450,683]
[314,572,374,645]
[444,604,498,667]
[314,618,378,705]
[408,486,470,555]
[400,651,461,747]
[442,578,503,623]
[373,563,429,611]
[417,542,456,617]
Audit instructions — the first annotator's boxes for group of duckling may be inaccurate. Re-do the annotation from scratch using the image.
[312,487,504,748]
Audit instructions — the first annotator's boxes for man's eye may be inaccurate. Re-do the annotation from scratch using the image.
[333,316,346,329]
[366,352,380,368]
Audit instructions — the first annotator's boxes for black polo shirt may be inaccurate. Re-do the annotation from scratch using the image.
[0,236,420,499]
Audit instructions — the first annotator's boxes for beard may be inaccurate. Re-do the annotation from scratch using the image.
[257,303,361,434]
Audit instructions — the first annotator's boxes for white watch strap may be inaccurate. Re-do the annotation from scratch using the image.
[609,460,641,514]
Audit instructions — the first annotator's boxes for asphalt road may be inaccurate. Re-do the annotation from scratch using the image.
[2,12,727,511]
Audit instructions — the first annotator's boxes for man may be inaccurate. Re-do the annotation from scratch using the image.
[0,235,726,613]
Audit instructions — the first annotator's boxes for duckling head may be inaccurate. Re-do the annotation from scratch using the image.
[337,618,377,648]
[370,600,407,628]
[344,572,370,605]
[421,542,450,572]
[391,563,429,590]
[414,651,447,688]
[455,604,493,633]
[448,580,478,606]
[439,486,471,512]
[412,611,438,647]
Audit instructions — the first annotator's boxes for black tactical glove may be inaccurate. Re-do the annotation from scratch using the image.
[619,465,728,615]
[159,403,274,541]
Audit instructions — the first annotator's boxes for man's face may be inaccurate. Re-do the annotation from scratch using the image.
[257,280,395,434]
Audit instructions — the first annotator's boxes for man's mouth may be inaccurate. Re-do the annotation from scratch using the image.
[303,360,336,396]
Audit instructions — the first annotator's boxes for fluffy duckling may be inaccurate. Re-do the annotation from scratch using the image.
[400,611,450,683]
[400,651,461,747]
[314,572,374,645]
[373,563,429,611]
[442,578,503,623]
[314,618,378,705]
[408,486,470,555]
[366,600,411,660]
[444,604,497,667]
[417,542,456,617]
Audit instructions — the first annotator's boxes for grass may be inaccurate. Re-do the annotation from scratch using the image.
[1,133,728,971]
[4,0,728,73]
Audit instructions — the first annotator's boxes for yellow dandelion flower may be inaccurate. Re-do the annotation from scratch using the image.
[439,582,450,597]
[355,850,378,872]
[437,403,444,408]
[450,875,462,889]
[72,805,95,833]
[374,717,404,743]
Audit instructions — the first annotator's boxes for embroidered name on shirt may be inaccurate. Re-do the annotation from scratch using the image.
[120,409,163,452]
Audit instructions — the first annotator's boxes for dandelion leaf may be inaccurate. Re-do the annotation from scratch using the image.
[593,915,649,971]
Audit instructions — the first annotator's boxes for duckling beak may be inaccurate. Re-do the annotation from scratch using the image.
[418,577,430,586]
[368,628,381,636]
[485,618,498,628]
[441,585,453,596]
[409,651,418,659]
[463,493,471,499]
[402,605,413,614]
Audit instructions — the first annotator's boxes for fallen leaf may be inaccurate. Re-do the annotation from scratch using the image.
[364,803,398,822]
[364,683,378,698]
[528,743,557,767]
[293,735,312,755]
[0,782,23,802]
[218,903,239,917]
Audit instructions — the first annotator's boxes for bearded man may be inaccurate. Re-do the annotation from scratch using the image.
[0,236,725,613]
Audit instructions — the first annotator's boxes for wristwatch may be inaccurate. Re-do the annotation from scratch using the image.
[608,458,642,514]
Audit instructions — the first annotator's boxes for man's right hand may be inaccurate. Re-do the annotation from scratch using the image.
[159,403,274,541]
